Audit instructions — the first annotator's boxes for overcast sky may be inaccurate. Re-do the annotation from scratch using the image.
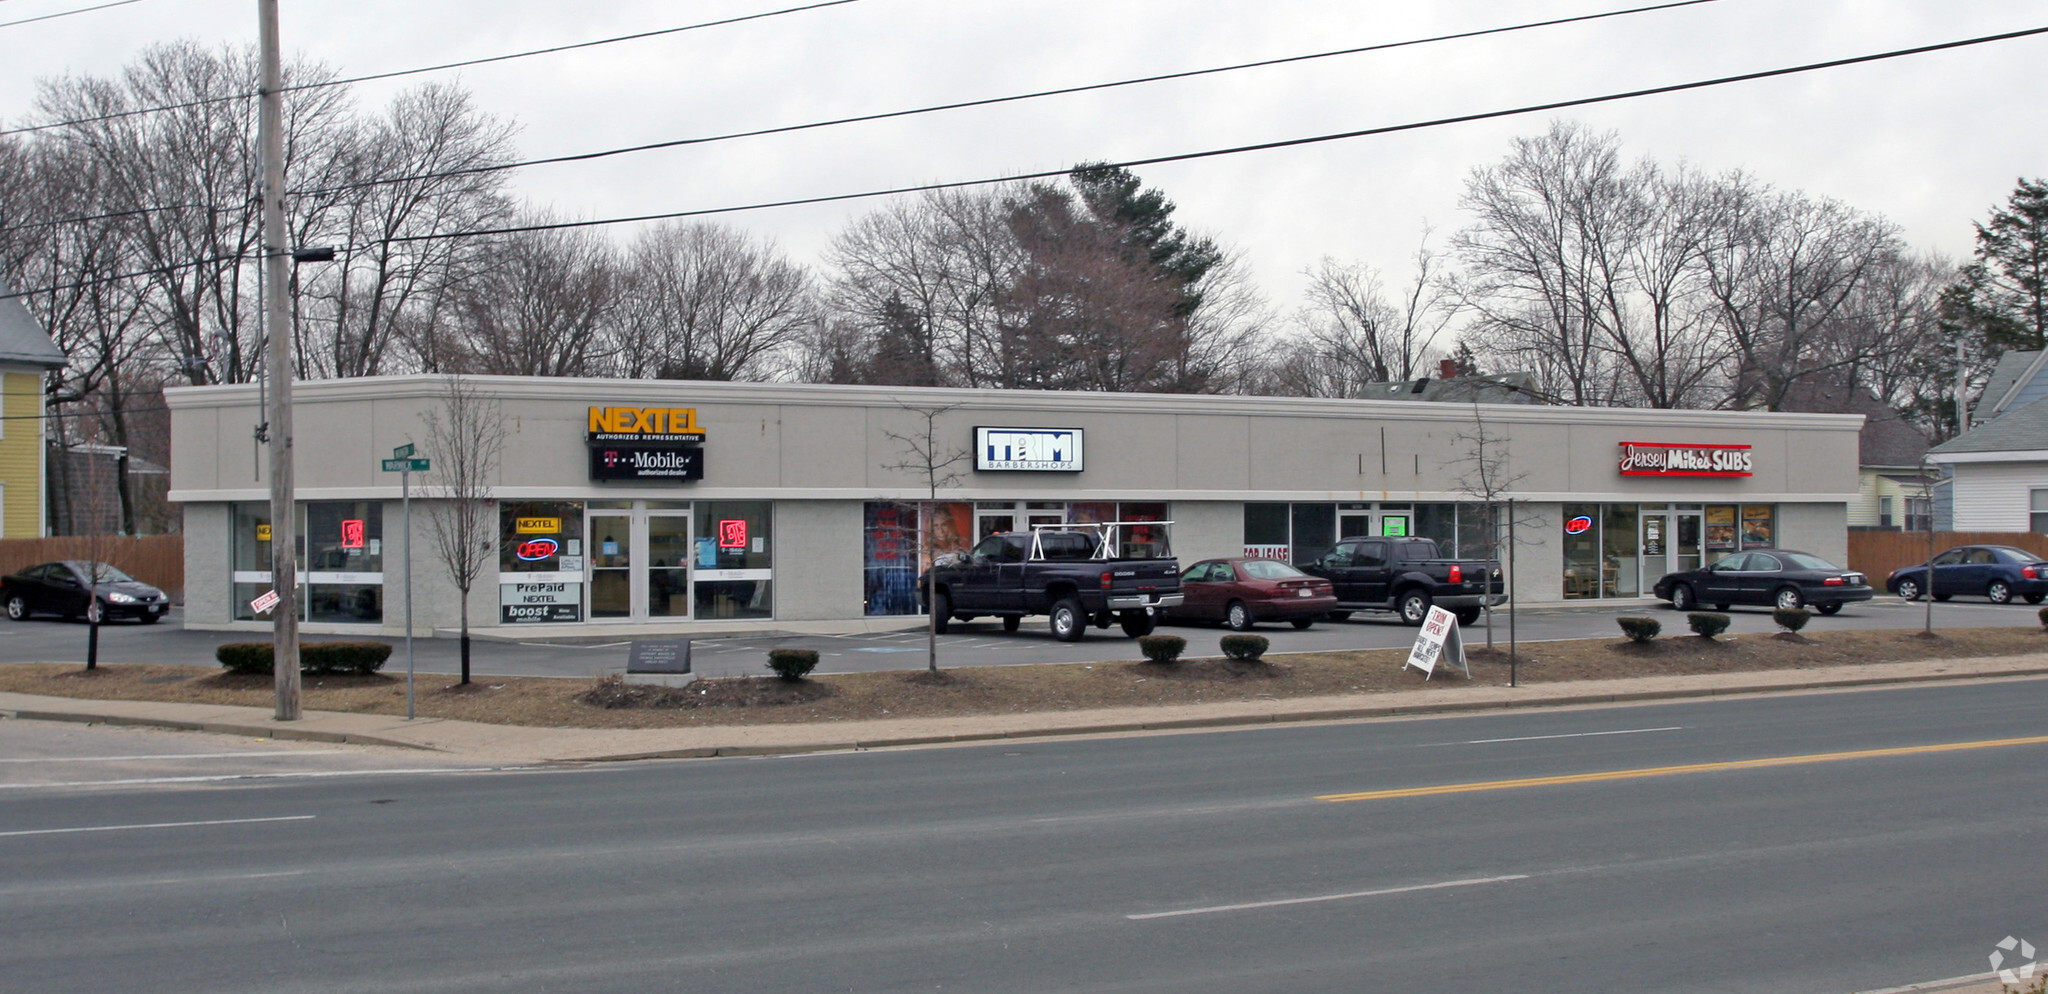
[3,0,2044,315]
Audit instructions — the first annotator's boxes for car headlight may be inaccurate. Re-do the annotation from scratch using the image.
[105,591,138,604]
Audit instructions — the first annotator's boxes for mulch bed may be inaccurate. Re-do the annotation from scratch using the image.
[0,626,2041,729]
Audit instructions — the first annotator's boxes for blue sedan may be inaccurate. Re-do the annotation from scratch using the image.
[1885,545,2048,605]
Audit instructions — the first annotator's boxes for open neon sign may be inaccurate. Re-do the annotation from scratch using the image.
[515,538,560,561]
[1565,515,1594,535]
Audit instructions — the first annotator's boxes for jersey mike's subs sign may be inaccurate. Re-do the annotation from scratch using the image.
[1618,441,1754,477]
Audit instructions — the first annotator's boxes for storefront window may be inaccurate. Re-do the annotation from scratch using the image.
[1603,504,1639,598]
[230,501,383,623]
[1704,506,1739,555]
[1741,505,1775,548]
[499,500,582,624]
[1562,503,1602,599]
[1457,503,1499,560]
[305,501,382,623]
[232,502,272,622]
[694,501,773,620]
[1243,503,1289,558]
[1290,504,1335,565]
[1416,504,1457,555]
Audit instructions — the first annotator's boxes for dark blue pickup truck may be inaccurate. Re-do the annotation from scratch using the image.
[923,522,1182,641]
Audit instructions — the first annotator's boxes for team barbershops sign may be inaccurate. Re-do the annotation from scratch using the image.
[1618,441,1754,477]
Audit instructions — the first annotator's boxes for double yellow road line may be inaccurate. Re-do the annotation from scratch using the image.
[1317,733,2048,803]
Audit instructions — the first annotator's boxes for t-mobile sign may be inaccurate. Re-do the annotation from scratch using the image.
[975,427,1084,472]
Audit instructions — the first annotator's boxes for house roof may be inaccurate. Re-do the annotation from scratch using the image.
[1353,372,1539,405]
[1979,349,2048,419]
[1777,376,1928,467]
[0,280,64,370]
[1930,392,2048,455]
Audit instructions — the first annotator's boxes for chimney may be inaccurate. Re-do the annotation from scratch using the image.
[1439,358,1458,379]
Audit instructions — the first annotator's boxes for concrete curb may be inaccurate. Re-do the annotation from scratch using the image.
[566,663,2048,762]
[8,662,2048,764]
[0,707,438,752]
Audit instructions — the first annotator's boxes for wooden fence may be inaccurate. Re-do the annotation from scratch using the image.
[0,535,184,602]
[1848,531,2048,579]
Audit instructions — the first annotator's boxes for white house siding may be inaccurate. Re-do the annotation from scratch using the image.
[1950,462,2048,531]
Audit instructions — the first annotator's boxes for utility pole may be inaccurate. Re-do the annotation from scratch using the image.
[259,0,300,720]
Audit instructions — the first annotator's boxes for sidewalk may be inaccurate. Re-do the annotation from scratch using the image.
[3,654,2044,767]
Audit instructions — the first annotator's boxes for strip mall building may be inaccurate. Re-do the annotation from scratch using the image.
[165,375,1863,635]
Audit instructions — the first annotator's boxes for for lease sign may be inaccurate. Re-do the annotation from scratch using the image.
[1618,442,1754,477]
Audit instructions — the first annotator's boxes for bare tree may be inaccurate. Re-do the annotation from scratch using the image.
[824,186,1024,387]
[879,403,971,674]
[420,376,503,685]
[1448,403,1534,679]
[448,214,619,376]
[1698,177,1902,411]
[613,222,814,381]
[294,83,516,378]
[1274,238,1451,396]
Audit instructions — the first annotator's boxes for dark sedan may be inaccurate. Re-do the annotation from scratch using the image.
[1885,545,2048,604]
[1,560,170,624]
[1652,549,1873,615]
[1166,558,1337,630]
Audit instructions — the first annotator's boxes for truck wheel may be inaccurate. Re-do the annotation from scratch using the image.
[1225,600,1255,631]
[1290,618,1314,630]
[1455,607,1481,626]
[1397,589,1431,626]
[1050,599,1086,642]
[1324,611,1351,622]
[1002,615,1021,632]
[1119,611,1156,637]
[930,590,951,634]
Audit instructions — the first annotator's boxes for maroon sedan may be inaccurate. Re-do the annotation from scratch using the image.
[1167,558,1338,630]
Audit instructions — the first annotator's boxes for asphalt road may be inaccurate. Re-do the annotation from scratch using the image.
[3,679,2044,993]
[3,596,2042,679]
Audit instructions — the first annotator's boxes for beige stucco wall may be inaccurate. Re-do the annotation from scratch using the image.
[167,375,1863,627]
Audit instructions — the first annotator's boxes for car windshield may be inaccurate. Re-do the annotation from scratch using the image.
[77,562,136,584]
[1239,560,1307,580]
[1778,552,1840,572]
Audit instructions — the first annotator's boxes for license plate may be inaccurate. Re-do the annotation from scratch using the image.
[1297,589,1311,597]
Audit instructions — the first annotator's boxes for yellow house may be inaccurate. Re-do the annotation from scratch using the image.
[0,283,66,538]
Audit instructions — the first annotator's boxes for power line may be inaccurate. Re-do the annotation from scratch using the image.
[2,202,227,234]
[0,0,866,139]
[0,0,146,31]
[291,0,1728,198]
[1,0,1725,233]
[372,23,2048,246]
[5,23,2043,301]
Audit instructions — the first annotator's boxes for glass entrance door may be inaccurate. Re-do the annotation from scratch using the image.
[647,513,692,619]
[1640,511,1705,585]
[589,512,633,619]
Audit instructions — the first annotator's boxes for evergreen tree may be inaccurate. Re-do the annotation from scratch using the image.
[1945,177,2048,356]
[1068,162,1223,316]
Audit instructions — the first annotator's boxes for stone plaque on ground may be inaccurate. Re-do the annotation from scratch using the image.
[625,639,694,686]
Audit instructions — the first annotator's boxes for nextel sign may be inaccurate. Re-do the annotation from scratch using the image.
[587,405,706,443]
[975,427,1084,472]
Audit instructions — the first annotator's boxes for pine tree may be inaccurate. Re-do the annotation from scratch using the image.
[1945,177,2048,356]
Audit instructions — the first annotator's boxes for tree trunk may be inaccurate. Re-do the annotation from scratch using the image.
[459,589,472,685]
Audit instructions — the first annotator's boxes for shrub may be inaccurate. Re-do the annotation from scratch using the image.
[1772,607,1811,633]
[766,648,819,681]
[215,641,392,676]
[1616,617,1661,643]
[2039,605,2048,629]
[1219,634,1269,661]
[1137,634,1186,664]
[1687,612,1731,640]
[216,642,272,675]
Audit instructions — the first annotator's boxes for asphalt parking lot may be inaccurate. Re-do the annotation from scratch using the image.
[3,596,2042,681]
